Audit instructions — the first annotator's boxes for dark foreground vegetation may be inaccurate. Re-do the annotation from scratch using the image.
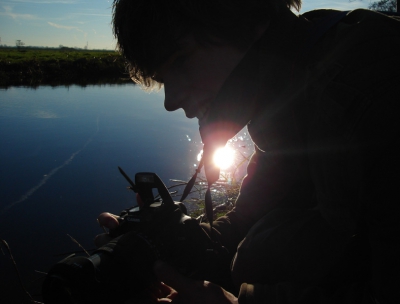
[0,47,132,87]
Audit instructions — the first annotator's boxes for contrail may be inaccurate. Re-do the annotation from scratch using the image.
[0,116,99,215]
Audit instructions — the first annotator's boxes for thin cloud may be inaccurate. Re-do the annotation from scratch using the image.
[48,21,84,33]
[11,0,78,4]
[1,5,38,20]
[73,13,111,17]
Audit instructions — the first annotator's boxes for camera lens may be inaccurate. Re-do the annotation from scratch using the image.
[42,232,158,303]
[42,255,95,304]
[42,274,79,304]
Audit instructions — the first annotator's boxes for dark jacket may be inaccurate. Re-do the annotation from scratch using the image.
[206,9,400,303]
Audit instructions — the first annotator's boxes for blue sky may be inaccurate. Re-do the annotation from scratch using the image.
[0,0,371,50]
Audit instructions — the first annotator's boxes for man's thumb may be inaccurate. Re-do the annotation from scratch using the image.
[153,260,193,291]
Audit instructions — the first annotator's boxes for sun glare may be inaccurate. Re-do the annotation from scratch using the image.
[213,147,235,170]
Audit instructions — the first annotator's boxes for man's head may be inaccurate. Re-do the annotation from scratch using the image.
[112,0,301,89]
[112,0,302,183]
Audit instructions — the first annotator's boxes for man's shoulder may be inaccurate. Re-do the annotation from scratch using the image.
[302,8,400,36]
[302,8,400,23]
[303,8,400,68]
[301,9,345,22]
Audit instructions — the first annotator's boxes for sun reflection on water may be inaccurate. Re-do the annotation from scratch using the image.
[193,128,254,182]
[213,146,235,169]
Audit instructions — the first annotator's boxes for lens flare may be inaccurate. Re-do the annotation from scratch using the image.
[213,147,235,170]
[197,150,203,162]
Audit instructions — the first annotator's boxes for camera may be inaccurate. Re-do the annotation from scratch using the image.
[42,170,228,304]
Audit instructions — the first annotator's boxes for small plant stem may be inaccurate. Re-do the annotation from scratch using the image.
[67,234,90,257]
[0,238,42,303]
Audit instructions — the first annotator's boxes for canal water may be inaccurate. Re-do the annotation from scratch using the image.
[0,84,253,302]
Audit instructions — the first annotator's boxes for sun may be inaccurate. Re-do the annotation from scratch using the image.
[213,147,235,170]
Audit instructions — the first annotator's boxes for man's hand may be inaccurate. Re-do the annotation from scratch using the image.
[94,212,120,247]
[153,260,238,304]
[94,212,237,303]
[95,194,144,247]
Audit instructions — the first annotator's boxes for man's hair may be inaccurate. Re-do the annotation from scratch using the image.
[112,0,302,89]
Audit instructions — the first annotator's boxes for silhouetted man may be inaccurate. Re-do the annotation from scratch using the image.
[97,1,400,303]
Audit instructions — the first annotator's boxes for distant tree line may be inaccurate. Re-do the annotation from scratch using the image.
[16,40,25,49]
[0,41,112,52]
[368,0,397,12]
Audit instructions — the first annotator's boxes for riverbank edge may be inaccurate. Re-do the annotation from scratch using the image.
[0,48,133,88]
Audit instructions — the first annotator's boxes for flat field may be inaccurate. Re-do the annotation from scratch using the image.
[0,47,130,87]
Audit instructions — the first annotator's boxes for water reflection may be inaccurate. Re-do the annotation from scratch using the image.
[184,129,254,212]
[0,84,202,301]
[2,116,99,214]
[194,132,253,175]
[0,84,254,302]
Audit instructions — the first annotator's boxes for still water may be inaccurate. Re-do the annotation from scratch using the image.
[0,84,253,302]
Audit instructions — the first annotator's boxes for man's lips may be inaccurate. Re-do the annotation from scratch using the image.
[182,100,211,124]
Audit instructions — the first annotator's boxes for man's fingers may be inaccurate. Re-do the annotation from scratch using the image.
[95,213,120,248]
[94,233,113,248]
[158,282,175,296]
[97,212,120,229]
[145,282,178,302]
[154,260,194,292]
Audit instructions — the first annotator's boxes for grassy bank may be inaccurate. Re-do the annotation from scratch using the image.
[0,48,131,87]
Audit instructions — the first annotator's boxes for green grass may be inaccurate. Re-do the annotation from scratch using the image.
[0,48,121,64]
[0,47,130,87]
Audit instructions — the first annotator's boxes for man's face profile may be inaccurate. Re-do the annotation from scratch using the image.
[158,35,248,124]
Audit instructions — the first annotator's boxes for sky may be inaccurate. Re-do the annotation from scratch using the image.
[0,0,371,50]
